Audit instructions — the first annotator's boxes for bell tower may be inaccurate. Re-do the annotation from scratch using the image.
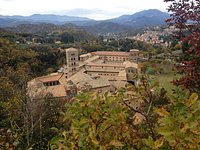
[66,48,79,77]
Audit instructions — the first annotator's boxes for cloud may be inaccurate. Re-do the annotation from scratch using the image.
[54,8,132,20]
[0,0,169,19]
[54,9,113,20]
[59,9,102,16]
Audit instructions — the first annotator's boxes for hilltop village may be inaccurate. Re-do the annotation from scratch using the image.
[28,48,145,99]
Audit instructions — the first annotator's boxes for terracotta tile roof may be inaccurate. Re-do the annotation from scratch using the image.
[44,85,67,97]
[91,51,130,56]
[131,63,138,69]
[87,79,110,89]
[123,61,132,68]
[66,48,78,52]
[123,61,138,68]
[37,73,63,83]
[86,62,124,67]
[110,81,127,89]
[80,53,91,57]
[86,70,120,73]
[67,72,93,84]
[84,56,99,63]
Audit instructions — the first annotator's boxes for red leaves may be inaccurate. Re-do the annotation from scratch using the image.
[173,73,200,91]
[165,0,200,93]
[165,18,173,23]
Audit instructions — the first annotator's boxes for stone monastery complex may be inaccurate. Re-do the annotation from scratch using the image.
[28,48,145,99]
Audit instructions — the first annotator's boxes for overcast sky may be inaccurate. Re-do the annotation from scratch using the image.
[0,0,169,20]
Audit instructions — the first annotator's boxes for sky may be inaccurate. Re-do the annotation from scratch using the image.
[0,0,169,20]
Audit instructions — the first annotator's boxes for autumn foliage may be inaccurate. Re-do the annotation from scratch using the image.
[164,0,200,93]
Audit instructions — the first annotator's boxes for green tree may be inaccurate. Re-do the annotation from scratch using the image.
[155,88,200,149]
[49,76,171,149]
[50,92,136,149]
[61,32,74,43]
[0,38,65,149]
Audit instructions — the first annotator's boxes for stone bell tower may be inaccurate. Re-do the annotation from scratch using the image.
[66,48,79,77]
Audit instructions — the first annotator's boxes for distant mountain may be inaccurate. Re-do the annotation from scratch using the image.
[30,14,90,22]
[0,9,170,34]
[0,14,93,27]
[87,9,170,34]
[0,18,32,27]
[109,9,169,27]
[81,22,131,34]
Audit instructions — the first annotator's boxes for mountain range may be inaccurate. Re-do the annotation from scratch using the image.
[0,9,169,34]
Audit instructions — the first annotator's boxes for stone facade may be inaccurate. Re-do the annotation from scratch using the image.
[66,48,79,77]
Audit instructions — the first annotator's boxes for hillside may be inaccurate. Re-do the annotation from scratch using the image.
[81,22,131,35]
[5,23,79,34]
[110,9,169,27]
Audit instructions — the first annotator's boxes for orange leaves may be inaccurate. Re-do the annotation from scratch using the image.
[186,93,198,107]
[109,140,124,147]
[155,108,170,117]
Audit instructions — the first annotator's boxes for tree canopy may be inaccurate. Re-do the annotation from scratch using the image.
[164,0,200,93]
